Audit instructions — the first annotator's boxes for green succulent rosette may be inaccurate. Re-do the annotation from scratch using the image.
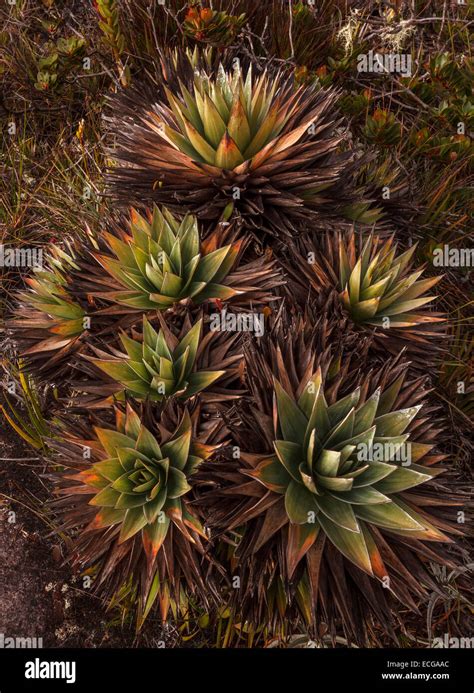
[78,405,215,551]
[95,206,241,310]
[339,234,442,328]
[249,368,445,575]
[93,316,224,401]
[16,244,86,339]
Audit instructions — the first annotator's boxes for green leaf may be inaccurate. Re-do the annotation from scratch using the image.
[115,491,148,510]
[374,406,421,436]
[353,388,380,435]
[93,507,124,529]
[325,408,355,448]
[192,282,237,302]
[173,319,201,364]
[298,369,322,418]
[348,258,362,304]
[89,485,121,507]
[185,370,225,397]
[353,460,396,487]
[305,391,331,445]
[243,103,279,159]
[95,428,135,457]
[315,449,341,477]
[285,480,318,524]
[274,439,303,481]
[161,272,184,298]
[251,456,291,492]
[93,458,124,482]
[143,487,167,523]
[227,96,251,152]
[335,425,376,453]
[136,426,162,460]
[215,130,244,169]
[124,407,143,439]
[203,93,227,148]
[183,119,217,164]
[355,500,424,531]
[167,467,192,499]
[162,429,192,471]
[374,464,437,493]
[111,473,135,493]
[382,296,435,316]
[180,226,200,267]
[314,494,359,532]
[94,360,131,385]
[352,297,381,322]
[339,239,351,289]
[318,514,373,575]
[327,388,360,425]
[142,515,170,555]
[274,379,307,443]
[329,485,390,505]
[103,232,137,267]
[315,473,353,492]
[194,247,231,283]
[119,506,148,543]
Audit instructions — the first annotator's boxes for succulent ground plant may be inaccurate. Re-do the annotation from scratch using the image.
[8,238,145,380]
[338,234,444,329]
[281,231,446,366]
[248,366,446,577]
[183,5,246,45]
[107,61,371,235]
[203,316,462,642]
[94,206,282,310]
[78,405,211,545]
[51,401,225,624]
[92,316,225,401]
[9,244,88,377]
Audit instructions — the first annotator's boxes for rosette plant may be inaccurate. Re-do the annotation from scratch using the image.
[108,60,370,234]
[9,244,87,376]
[92,316,225,400]
[280,231,446,366]
[184,5,246,45]
[338,234,443,328]
[94,205,280,311]
[94,206,242,310]
[78,405,212,547]
[52,401,223,624]
[204,313,460,643]
[248,367,445,577]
